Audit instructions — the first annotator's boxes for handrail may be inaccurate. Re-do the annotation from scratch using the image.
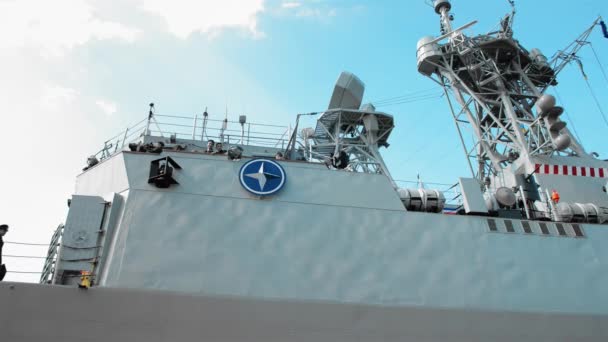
[95,114,291,161]
[154,114,288,128]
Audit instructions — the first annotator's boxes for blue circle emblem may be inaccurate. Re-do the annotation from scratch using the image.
[239,159,286,196]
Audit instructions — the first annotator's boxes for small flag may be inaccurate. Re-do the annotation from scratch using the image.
[600,21,608,39]
[443,205,461,215]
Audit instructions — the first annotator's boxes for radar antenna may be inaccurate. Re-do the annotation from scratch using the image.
[416,0,592,183]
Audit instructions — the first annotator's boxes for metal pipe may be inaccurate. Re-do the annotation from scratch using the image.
[121,128,129,148]
[241,124,245,144]
[202,114,208,141]
[192,115,198,140]
[520,185,531,220]
[247,123,251,145]
[145,103,154,136]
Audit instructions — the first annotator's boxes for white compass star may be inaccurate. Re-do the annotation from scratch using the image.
[245,162,280,191]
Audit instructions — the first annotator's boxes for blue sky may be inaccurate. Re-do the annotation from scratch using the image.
[1,0,607,281]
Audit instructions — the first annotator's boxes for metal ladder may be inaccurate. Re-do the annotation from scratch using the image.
[39,224,63,284]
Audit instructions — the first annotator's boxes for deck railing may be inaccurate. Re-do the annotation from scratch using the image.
[95,114,291,160]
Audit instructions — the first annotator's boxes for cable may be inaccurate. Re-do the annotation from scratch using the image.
[6,271,42,274]
[374,93,443,108]
[4,255,47,259]
[583,77,608,128]
[553,87,584,145]
[371,88,438,103]
[589,43,608,86]
[572,53,608,129]
[370,89,441,106]
[4,241,49,246]
[370,87,439,105]
[379,94,443,107]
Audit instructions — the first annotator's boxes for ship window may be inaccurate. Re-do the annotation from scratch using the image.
[505,220,515,233]
[572,224,584,237]
[556,223,567,236]
[487,219,498,232]
[521,221,533,234]
[539,222,550,235]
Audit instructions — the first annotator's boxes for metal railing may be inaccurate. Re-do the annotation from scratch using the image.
[95,113,291,160]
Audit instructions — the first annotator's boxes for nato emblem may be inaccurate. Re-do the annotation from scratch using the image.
[239,159,286,196]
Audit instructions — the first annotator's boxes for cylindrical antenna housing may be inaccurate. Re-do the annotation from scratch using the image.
[434,0,451,14]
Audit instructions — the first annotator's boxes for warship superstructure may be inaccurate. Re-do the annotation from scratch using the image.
[2,1,608,341]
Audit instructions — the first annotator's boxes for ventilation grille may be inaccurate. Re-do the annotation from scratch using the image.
[487,219,498,232]
[486,219,585,238]
[521,221,532,234]
[505,220,515,233]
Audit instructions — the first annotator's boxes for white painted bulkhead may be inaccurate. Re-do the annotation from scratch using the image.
[73,151,608,316]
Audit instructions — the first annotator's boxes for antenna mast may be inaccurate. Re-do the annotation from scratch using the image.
[417,0,589,183]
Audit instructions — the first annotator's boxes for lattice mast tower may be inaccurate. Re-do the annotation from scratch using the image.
[417,0,590,185]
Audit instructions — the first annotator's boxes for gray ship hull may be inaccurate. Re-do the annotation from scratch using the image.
[1,281,607,342]
[63,152,608,314]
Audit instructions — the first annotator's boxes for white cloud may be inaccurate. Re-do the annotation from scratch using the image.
[41,84,80,109]
[295,7,337,18]
[138,0,265,39]
[96,100,118,116]
[0,0,140,55]
[275,0,340,21]
[281,2,302,9]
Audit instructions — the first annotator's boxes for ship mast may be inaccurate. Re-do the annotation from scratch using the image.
[417,0,589,183]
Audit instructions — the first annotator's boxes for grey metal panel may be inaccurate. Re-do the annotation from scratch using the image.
[75,153,129,196]
[100,186,608,315]
[2,282,608,342]
[122,152,405,211]
[526,156,608,207]
[98,191,131,286]
[54,195,106,283]
[459,177,488,214]
[72,152,608,316]
[95,193,124,282]
[535,173,608,207]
